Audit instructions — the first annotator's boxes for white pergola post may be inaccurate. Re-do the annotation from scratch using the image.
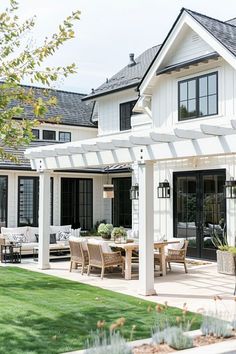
[38,170,51,269]
[138,161,156,296]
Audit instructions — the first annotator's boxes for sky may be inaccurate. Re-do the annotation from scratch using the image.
[1,0,236,94]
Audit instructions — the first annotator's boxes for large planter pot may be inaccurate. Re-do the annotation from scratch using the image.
[216,250,236,275]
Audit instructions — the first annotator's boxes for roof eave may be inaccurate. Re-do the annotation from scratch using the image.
[82,83,139,102]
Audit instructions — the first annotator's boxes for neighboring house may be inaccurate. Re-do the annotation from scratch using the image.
[26,7,236,277]
[0,88,103,231]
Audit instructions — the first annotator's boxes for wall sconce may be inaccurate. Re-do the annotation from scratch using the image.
[157,179,170,198]
[130,184,139,200]
[224,178,236,199]
[103,184,114,199]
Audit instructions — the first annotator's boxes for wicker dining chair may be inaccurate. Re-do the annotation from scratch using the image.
[69,240,89,275]
[87,243,124,279]
[166,240,189,273]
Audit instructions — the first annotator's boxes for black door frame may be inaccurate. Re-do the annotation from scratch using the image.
[173,169,226,260]
[60,177,93,230]
[112,177,132,228]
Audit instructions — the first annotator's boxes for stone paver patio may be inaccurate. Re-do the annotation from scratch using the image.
[3,258,236,316]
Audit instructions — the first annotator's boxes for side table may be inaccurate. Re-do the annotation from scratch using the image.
[1,244,22,264]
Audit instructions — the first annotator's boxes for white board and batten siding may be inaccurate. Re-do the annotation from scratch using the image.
[161,26,215,68]
[152,59,236,131]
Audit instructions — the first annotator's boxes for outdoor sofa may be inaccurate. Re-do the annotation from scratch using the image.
[0,225,76,255]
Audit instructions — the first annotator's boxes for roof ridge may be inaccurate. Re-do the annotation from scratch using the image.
[18,83,88,96]
[184,8,236,29]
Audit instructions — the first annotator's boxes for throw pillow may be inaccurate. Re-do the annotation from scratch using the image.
[57,231,71,241]
[35,233,57,244]
[7,233,26,244]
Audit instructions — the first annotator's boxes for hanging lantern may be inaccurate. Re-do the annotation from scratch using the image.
[157,179,170,198]
[130,184,139,200]
[103,184,114,198]
[224,178,236,199]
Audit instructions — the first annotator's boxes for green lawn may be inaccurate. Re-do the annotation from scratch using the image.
[0,267,201,354]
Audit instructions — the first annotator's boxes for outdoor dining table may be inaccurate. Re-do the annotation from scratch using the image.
[109,240,180,280]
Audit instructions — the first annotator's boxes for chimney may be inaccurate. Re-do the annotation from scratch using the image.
[128,53,136,67]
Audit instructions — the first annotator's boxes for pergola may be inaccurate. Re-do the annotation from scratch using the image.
[25,121,236,295]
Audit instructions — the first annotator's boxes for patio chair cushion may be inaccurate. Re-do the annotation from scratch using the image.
[168,239,185,250]
[87,239,112,253]
[1,227,28,243]
[69,236,88,251]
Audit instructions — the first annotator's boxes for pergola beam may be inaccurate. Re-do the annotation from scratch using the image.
[129,136,153,145]
[150,132,180,143]
[174,128,205,140]
[81,144,100,152]
[96,141,115,150]
[200,124,236,136]
[111,139,134,148]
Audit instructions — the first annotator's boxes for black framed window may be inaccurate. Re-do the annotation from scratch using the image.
[18,177,53,227]
[178,72,218,121]
[32,129,40,139]
[59,131,71,142]
[43,130,56,141]
[0,176,7,229]
[120,100,136,131]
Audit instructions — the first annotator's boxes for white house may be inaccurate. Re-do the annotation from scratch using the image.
[26,8,236,295]
[0,87,133,235]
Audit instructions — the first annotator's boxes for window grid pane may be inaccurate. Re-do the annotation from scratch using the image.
[59,132,71,142]
[178,72,218,121]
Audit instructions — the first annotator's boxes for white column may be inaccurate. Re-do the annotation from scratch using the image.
[138,161,156,296]
[38,170,51,269]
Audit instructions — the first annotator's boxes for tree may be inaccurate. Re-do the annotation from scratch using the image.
[0,0,80,160]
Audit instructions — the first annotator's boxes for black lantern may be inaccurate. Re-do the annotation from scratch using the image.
[130,184,139,200]
[103,184,114,198]
[224,178,236,199]
[157,179,170,198]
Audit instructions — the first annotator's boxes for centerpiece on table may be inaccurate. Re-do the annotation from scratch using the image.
[97,223,113,240]
[112,227,127,244]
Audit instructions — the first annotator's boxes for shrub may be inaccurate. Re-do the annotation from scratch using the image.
[152,327,193,350]
[201,315,232,338]
[85,332,131,354]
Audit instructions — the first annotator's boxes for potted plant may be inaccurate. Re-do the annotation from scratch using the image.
[212,232,236,275]
[97,223,113,240]
[111,227,127,244]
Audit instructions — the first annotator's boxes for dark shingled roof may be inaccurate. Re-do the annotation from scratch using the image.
[0,140,60,170]
[10,85,96,128]
[185,9,236,57]
[83,45,161,101]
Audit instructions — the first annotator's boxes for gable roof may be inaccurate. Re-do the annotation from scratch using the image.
[83,45,161,101]
[185,9,236,57]
[138,8,236,92]
[10,85,96,128]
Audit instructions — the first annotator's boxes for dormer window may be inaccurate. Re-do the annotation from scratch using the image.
[120,100,136,131]
[178,72,218,121]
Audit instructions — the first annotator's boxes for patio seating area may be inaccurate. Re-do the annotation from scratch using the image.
[6,257,236,316]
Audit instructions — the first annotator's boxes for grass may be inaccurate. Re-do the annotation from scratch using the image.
[0,267,201,354]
